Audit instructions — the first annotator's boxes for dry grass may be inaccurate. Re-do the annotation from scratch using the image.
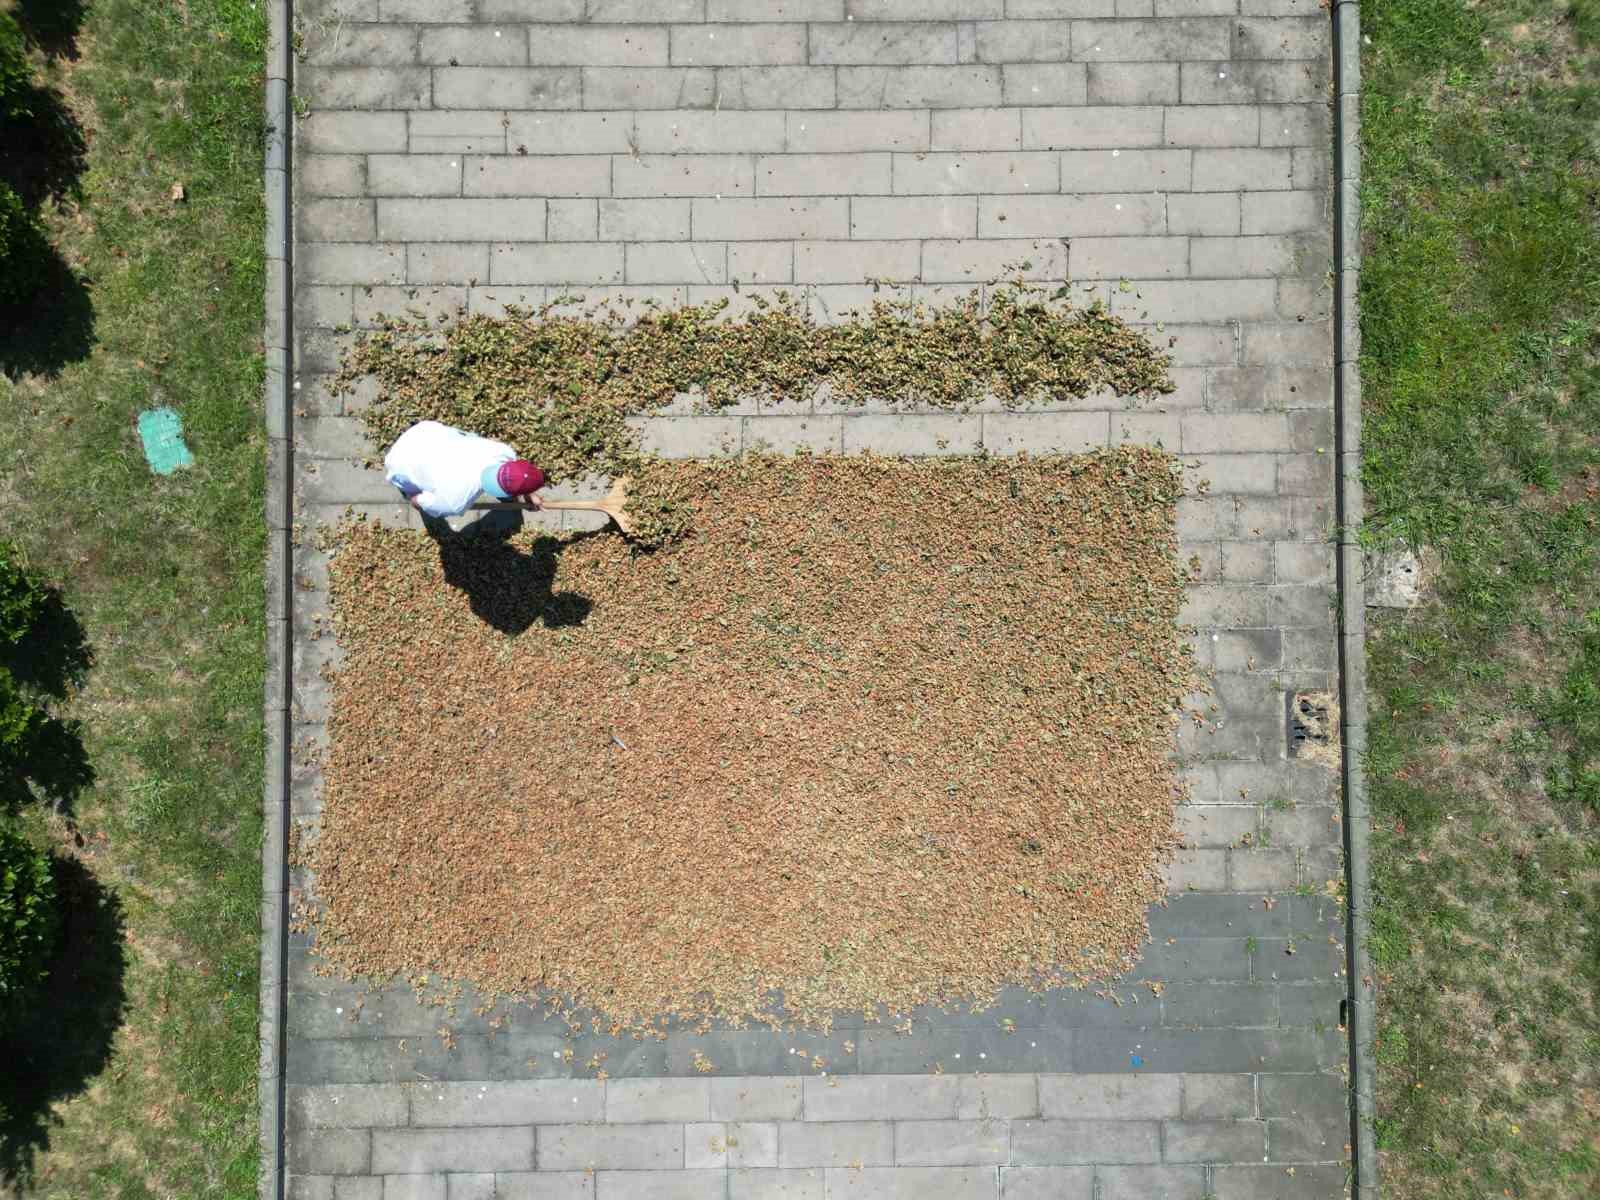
[303,451,1195,1031]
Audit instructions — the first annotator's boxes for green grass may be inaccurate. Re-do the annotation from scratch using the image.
[1361,1,1600,1196]
[0,0,266,1195]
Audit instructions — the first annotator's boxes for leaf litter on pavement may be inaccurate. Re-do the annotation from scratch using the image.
[303,451,1197,1032]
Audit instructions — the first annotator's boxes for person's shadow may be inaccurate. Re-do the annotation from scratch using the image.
[422,509,594,636]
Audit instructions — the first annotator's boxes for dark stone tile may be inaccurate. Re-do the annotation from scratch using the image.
[287,1037,379,1084]
[1277,983,1346,1029]
[1162,982,1277,1028]
[1149,894,1291,938]
[1072,1028,1339,1074]
[1128,938,1253,982]
[860,1025,1073,1074]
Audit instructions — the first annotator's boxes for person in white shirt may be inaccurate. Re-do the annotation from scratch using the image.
[382,420,547,518]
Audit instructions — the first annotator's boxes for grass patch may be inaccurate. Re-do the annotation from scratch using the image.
[308,453,1194,1032]
[0,0,265,1195]
[1361,1,1600,1195]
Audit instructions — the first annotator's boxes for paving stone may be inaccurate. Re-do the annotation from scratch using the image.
[334,1181,383,1200]
[289,1083,408,1129]
[777,1121,893,1167]
[1163,104,1259,146]
[435,67,581,109]
[1000,62,1087,105]
[1182,59,1327,105]
[1164,982,1277,1030]
[893,1119,1007,1166]
[1087,62,1179,105]
[406,243,489,285]
[1164,848,1227,893]
[850,0,1003,18]
[711,1077,804,1122]
[1232,17,1330,61]
[1260,101,1328,147]
[418,26,525,67]
[822,1166,996,1198]
[300,66,431,109]
[803,21,949,66]
[377,199,547,242]
[301,154,366,197]
[445,1177,495,1200]
[921,237,1068,281]
[1069,236,1187,279]
[1266,1115,1341,1162]
[981,193,1163,237]
[383,0,470,17]
[540,1124,684,1171]
[1183,1074,1256,1119]
[1167,193,1240,236]
[494,1174,593,1200]
[716,65,837,108]
[594,1172,726,1200]
[608,1078,712,1122]
[1230,848,1298,893]
[1038,1075,1180,1120]
[958,1075,1038,1120]
[892,150,1058,194]
[1098,1165,1207,1200]
[974,20,1073,63]
[1025,109,1161,154]
[289,1128,372,1175]
[1076,18,1231,60]
[1212,1164,1346,1198]
[287,1179,335,1200]
[629,110,785,154]
[760,152,892,196]
[467,154,613,198]
[1260,1073,1348,1126]
[929,107,1019,150]
[1010,1120,1160,1165]
[726,1122,780,1168]
[998,1165,1093,1199]
[838,65,1004,108]
[694,197,849,240]
[802,1075,959,1122]
[411,1080,603,1126]
[1242,321,1332,365]
[1151,894,1290,939]
[372,1128,534,1173]
[1175,806,1259,848]
[728,1168,823,1199]
[382,1177,445,1200]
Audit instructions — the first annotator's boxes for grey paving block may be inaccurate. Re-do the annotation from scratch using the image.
[777,1121,893,1167]
[844,413,980,455]
[838,65,1004,108]
[1039,1074,1180,1120]
[794,239,915,283]
[627,242,730,284]
[1163,848,1227,893]
[528,25,670,67]
[287,1178,334,1200]
[810,22,957,66]
[921,237,1068,281]
[382,1177,445,1200]
[445,1177,495,1200]
[599,198,692,241]
[1011,1119,1160,1165]
[418,26,525,67]
[407,110,507,156]
[1076,18,1231,60]
[791,110,931,153]
[334,1180,383,1200]
[547,200,599,241]
[1163,1119,1268,1162]
[674,23,807,66]
[1152,895,1290,939]
[1076,1027,1341,1073]
[1163,104,1259,147]
[1230,848,1298,893]
[289,1129,371,1174]
[494,1174,594,1200]
[633,415,742,457]
[713,0,842,17]
[1212,1163,1346,1198]
[1192,234,1313,278]
[411,1080,603,1126]
[1087,62,1179,105]
[974,19,1073,63]
[693,197,849,240]
[301,154,367,197]
[998,1166,1093,1200]
[821,1166,996,1199]
[1098,1165,1207,1200]
[1021,105,1162,148]
[594,1171,726,1200]
[1061,148,1190,191]
[467,155,613,198]
[608,1078,712,1122]
[1192,148,1293,192]
[1260,1072,1348,1126]
[296,198,376,243]
[1068,236,1187,279]
[1168,193,1240,236]
[894,1119,1007,1166]
[1183,1074,1256,1119]
[729,1168,823,1200]
[744,415,844,452]
[716,66,837,109]
[712,1078,804,1122]
[377,198,547,241]
[802,1076,959,1122]
[1233,17,1330,61]
[634,110,786,153]
[287,1036,381,1084]
[762,152,892,196]
[980,193,1164,238]
[1000,62,1087,105]
[933,107,1021,150]
[1242,321,1332,365]
[1261,100,1328,147]
[497,241,616,287]
[435,67,580,109]
[851,0,1002,19]
[617,153,754,197]
[304,24,418,68]
[299,67,430,110]
[590,0,698,18]
[957,1075,1038,1120]
[539,1124,684,1171]
[383,0,470,17]
[1181,59,1327,105]
[1266,1115,1341,1162]
[894,150,1058,194]
[727,1122,780,1168]
[406,243,490,286]
[289,1083,408,1129]
[299,243,405,286]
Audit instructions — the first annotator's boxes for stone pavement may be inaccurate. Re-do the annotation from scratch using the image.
[278,1,1355,1197]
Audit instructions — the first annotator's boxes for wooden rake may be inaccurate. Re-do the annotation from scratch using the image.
[472,476,634,535]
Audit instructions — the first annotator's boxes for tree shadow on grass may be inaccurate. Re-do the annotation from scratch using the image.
[0,856,128,1189]
[425,511,596,636]
[1,585,94,817]
[12,0,86,61]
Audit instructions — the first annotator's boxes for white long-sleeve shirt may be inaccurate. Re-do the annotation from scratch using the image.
[383,420,517,518]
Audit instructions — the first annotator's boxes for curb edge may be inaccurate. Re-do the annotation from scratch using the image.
[1332,5,1378,1199]
[259,2,293,1199]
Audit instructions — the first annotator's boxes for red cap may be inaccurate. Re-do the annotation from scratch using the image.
[497,459,546,496]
